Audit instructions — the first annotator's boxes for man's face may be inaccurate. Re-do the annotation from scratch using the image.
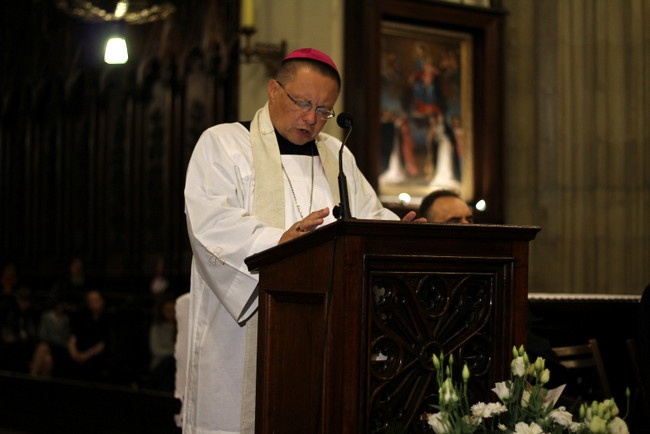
[86,290,105,313]
[426,196,474,224]
[267,66,339,145]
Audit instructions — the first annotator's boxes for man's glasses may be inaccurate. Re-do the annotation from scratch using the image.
[275,80,335,120]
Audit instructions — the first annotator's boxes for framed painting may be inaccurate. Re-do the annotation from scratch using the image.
[344,0,506,223]
[378,21,474,202]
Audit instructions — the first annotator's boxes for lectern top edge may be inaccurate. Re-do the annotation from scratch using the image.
[245,218,540,272]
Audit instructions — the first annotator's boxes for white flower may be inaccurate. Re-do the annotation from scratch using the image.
[603,399,620,417]
[513,421,544,434]
[539,368,550,384]
[607,417,629,434]
[511,356,526,377]
[589,416,608,433]
[471,402,508,418]
[425,347,630,434]
[492,381,510,401]
[427,412,451,434]
[470,402,488,419]
[547,406,573,426]
[439,378,459,404]
[521,389,531,408]
[568,421,583,432]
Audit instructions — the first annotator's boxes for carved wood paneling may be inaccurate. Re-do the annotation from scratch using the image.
[366,256,513,433]
[0,0,240,288]
[249,220,539,434]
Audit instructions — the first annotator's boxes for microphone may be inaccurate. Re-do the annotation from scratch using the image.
[334,112,353,219]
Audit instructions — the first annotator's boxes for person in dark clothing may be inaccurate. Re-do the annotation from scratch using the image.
[51,257,88,311]
[0,286,39,372]
[67,289,111,382]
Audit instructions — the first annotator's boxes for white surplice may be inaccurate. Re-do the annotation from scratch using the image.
[182,103,398,434]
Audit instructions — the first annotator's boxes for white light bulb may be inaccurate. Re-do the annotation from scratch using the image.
[104,37,128,64]
[114,1,129,19]
[398,192,412,206]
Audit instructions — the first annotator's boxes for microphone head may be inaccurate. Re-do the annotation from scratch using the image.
[336,112,353,129]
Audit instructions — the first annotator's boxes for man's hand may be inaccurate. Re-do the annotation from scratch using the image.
[401,210,427,223]
[279,207,331,244]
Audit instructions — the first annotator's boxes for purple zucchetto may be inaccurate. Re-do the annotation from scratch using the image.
[282,48,339,75]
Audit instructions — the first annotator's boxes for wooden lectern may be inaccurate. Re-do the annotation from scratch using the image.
[246,219,539,434]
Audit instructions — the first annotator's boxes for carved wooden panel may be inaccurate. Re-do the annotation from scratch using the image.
[249,220,538,434]
[366,255,513,432]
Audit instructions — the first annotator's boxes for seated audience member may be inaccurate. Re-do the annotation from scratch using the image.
[67,289,111,382]
[0,286,39,372]
[150,257,171,297]
[418,189,474,223]
[418,190,569,403]
[50,257,87,311]
[1,262,20,296]
[147,295,177,391]
[1,262,24,313]
[30,295,72,378]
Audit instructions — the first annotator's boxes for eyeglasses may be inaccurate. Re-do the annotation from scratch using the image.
[275,80,335,120]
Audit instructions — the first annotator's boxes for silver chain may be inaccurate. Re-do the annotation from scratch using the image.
[281,148,315,220]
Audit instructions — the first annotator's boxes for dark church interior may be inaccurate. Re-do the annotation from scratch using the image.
[1,1,648,433]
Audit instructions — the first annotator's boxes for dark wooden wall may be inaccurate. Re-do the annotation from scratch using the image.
[0,0,240,290]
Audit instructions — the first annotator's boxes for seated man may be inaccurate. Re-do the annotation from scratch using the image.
[418,189,474,223]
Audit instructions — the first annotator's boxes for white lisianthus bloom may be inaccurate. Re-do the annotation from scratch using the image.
[511,356,526,377]
[607,417,629,434]
[526,363,536,377]
[547,407,573,426]
[568,421,583,433]
[440,378,459,404]
[539,368,550,384]
[605,399,620,417]
[521,389,531,408]
[471,402,508,418]
[492,381,510,401]
[488,402,507,414]
[427,412,451,434]
[513,422,544,434]
[498,423,508,431]
[589,416,607,434]
[470,402,488,419]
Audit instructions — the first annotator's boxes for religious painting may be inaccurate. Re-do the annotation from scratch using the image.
[378,21,474,202]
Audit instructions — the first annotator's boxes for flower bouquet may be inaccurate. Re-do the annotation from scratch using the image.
[423,346,629,434]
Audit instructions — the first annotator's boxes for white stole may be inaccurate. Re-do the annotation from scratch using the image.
[241,102,341,434]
